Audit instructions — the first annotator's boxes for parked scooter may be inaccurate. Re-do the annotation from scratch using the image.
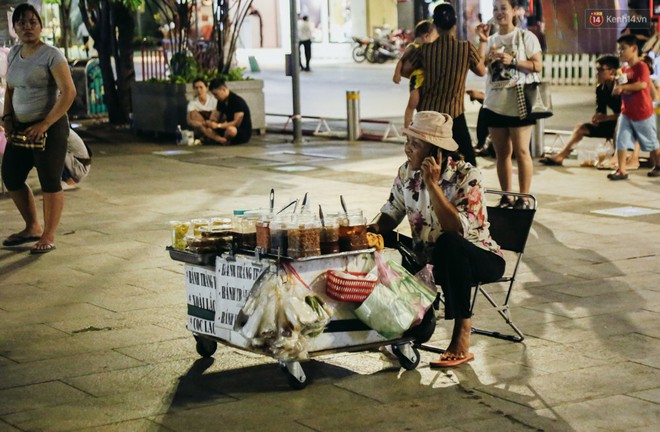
[365,37,400,63]
[351,36,371,63]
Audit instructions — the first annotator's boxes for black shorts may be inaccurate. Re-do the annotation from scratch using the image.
[482,108,536,128]
[582,121,616,139]
[1,116,69,193]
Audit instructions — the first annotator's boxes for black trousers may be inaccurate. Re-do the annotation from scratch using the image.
[2,116,70,193]
[476,107,489,149]
[453,114,477,166]
[382,231,505,320]
[299,40,311,69]
[432,232,505,320]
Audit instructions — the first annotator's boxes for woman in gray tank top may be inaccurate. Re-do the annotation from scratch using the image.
[1,3,76,254]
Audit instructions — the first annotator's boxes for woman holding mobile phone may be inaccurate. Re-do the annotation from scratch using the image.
[369,111,504,368]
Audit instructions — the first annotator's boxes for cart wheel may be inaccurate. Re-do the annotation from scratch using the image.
[194,336,217,358]
[280,361,308,390]
[392,343,420,371]
[287,372,308,390]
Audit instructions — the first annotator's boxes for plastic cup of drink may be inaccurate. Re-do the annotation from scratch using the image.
[191,218,209,237]
[170,221,190,250]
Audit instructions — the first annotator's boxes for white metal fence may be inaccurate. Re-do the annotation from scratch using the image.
[541,53,599,86]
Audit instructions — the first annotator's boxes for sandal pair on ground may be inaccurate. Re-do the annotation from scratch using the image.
[2,234,56,254]
[539,156,641,170]
[497,196,530,210]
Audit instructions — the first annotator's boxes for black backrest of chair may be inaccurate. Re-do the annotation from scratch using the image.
[486,206,536,253]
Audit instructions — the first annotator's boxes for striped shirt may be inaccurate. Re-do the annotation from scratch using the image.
[419,34,480,119]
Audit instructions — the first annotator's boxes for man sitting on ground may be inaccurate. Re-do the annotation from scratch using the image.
[186,78,218,144]
[204,78,252,145]
[61,129,92,190]
[540,55,621,166]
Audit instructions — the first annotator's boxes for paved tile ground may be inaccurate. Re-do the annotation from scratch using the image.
[0,114,659,431]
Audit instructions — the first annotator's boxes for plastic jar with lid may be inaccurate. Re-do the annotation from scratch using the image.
[320,216,340,254]
[287,214,321,258]
[338,210,369,251]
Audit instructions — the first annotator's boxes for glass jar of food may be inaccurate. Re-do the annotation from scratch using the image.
[269,215,289,256]
[239,210,264,251]
[320,216,340,254]
[338,210,369,251]
[287,214,321,258]
[255,212,273,254]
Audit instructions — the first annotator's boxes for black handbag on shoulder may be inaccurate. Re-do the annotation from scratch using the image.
[521,81,553,120]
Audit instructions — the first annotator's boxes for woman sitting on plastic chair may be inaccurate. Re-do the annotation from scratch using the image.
[369,111,505,368]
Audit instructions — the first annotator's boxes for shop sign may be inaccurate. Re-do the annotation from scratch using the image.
[184,264,216,336]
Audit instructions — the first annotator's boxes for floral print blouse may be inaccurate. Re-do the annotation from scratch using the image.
[380,157,502,263]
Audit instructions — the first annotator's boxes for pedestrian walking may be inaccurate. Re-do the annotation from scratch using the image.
[298,16,313,72]
[608,34,660,180]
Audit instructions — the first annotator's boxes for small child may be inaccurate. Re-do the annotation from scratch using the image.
[401,48,424,127]
[609,34,660,180]
[392,20,438,127]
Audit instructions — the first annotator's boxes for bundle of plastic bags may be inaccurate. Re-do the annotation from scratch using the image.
[354,252,437,339]
[237,271,333,361]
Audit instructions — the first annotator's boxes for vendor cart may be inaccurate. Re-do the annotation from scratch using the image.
[168,247,435,389]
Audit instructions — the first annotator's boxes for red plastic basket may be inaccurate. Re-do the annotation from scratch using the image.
[326,270,377,302]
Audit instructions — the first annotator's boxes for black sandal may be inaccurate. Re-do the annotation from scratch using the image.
[497,196,514,209]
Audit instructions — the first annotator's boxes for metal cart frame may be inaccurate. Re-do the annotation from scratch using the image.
[169,247,434,389]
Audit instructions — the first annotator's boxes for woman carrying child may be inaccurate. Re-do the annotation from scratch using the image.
[417,3,487,167]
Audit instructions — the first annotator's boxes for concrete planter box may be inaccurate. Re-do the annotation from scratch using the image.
[131,79,266,135]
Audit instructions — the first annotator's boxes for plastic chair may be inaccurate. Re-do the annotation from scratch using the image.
[468,190,537,342]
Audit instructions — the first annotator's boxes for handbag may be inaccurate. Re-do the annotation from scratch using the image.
[10,130,47,151]
[521,81,553,120]
[516,30,553,120]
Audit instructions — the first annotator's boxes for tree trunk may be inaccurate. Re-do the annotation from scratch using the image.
[115,4,135,124]
[79,0,134,125]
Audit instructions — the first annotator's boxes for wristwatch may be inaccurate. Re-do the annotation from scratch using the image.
[511,58,518,67]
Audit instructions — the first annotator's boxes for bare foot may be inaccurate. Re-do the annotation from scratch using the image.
[444,318,471,357]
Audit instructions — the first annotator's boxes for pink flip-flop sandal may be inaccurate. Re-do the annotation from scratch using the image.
[430,352,474,368]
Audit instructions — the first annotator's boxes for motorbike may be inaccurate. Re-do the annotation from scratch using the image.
[351,36,371,63]
[365,37,401,63]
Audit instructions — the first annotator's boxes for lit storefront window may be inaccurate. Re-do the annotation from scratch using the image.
[329,0,352,42]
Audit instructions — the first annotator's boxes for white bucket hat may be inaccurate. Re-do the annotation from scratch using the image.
[402,111,458,152]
